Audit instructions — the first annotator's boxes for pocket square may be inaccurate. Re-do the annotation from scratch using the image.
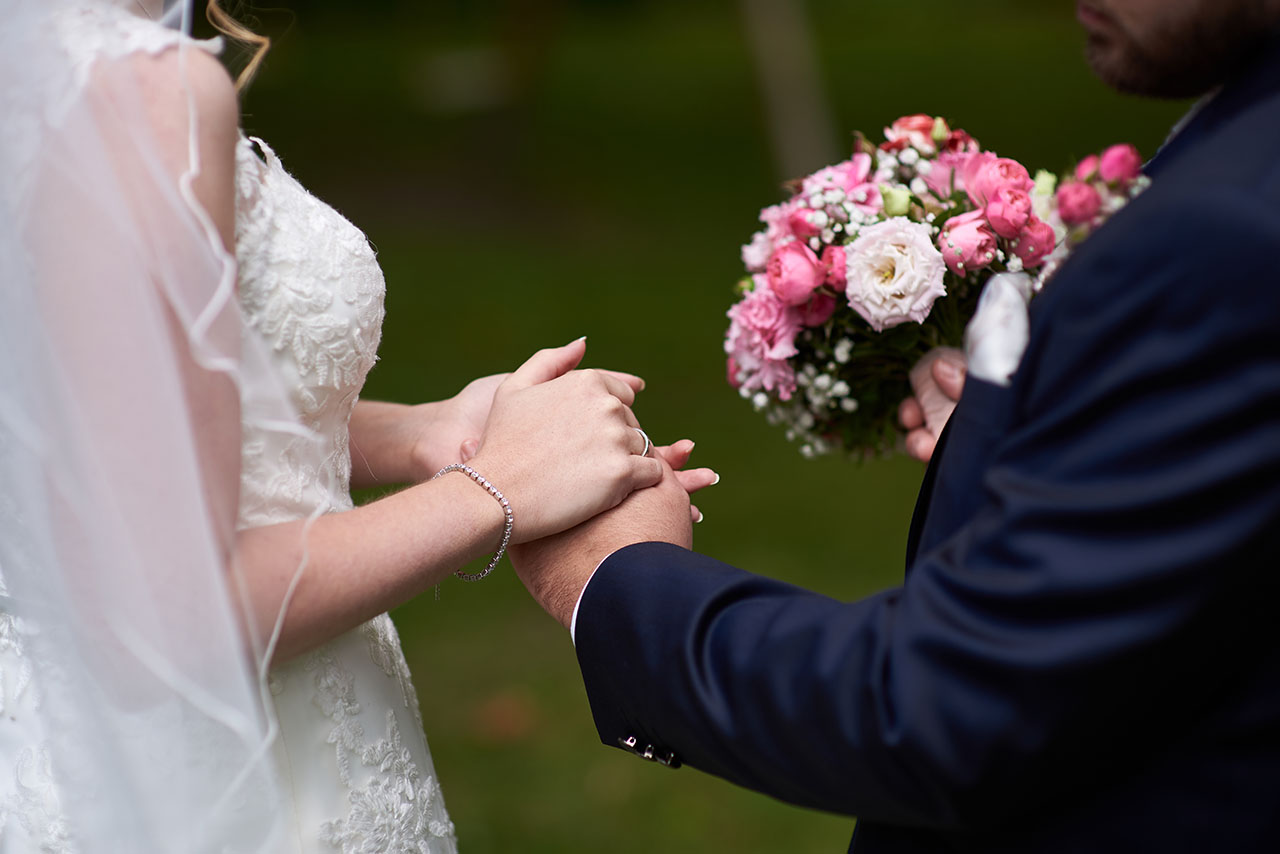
[964,272,1034,387]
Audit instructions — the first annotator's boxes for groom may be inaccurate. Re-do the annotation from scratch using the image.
[510,1,1280,850]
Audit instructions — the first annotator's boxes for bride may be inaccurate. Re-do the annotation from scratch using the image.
[0,0,713,851]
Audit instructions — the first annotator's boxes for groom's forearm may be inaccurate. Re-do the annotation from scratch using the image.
[572,537,1248,831]
[575,542,961,827]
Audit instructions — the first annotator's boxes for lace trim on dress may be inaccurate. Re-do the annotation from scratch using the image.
[309,647,455,853]
[363,616,425,730]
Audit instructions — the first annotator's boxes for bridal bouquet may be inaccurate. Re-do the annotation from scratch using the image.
[725,114,1147,457]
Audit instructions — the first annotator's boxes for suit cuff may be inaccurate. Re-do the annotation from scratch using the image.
[569,550,617,645]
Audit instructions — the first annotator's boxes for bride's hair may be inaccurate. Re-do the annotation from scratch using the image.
[205,0,269,90]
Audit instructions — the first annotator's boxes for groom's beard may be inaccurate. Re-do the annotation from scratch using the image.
[1081,0,1280,98]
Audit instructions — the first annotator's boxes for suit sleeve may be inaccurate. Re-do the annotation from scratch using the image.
[573,185,1280,830]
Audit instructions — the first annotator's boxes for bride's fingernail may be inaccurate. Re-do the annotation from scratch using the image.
[571,335,587,345]
[710,472,720,486]
[694,509,705,524]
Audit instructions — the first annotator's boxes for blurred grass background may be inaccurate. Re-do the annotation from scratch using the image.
[216,1,1187,850]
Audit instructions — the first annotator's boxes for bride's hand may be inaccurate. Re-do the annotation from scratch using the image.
[649,439,718,524]
[408,373,508,477]
[463,339,664,543]
[460,425,720,527]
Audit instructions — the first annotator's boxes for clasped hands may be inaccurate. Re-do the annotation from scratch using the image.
[410,341,964,631]
[409,339,713,629]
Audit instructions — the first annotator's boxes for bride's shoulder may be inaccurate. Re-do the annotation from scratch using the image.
[76,17,240,248]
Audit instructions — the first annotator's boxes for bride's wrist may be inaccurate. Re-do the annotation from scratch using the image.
[404,401,444,481]
[429,459,512,577]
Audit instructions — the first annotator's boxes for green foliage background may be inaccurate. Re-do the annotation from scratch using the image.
[222,1,1186,850]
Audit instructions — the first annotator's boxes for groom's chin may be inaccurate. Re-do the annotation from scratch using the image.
[1086,38,1226,99]
[1081,2,1280,100]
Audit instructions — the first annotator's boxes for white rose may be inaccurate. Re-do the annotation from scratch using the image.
[843,217,947,332]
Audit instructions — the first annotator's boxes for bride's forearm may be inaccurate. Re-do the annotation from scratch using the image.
[348,399,439,489]
[236,471,505,662]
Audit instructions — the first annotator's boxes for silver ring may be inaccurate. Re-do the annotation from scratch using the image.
[634,427,652,457]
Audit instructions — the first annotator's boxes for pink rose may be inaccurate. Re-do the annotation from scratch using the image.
[1074,154,1100,182]
[985,186,1032,239]
[787,207,823,240]
[821,245,847,287]
[958,151,996,200]
[1055,181,1103,225]
[766,241,826,306]
[923,150,970,198]
[724,281,802,400]
[883,114,937,155]
[966,156,1034,208]
[1099,143,1143,184]
[938,209,997,276]
[1010,216,1057,268]
[942,128,979,154]
[799,292,838,327]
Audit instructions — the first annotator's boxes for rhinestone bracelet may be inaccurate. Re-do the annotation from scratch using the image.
[432,463,513,581]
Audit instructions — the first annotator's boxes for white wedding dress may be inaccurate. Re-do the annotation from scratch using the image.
[0,6,457,853]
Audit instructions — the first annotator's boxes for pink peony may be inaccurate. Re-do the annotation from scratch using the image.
[726,355,742,389]
[802,153,873,196]
[1099,143,1143,184]
[938,209,997,276]
[724,280,802,400]
[882,114,938,155]
[1056,181,1103,225]
[800,292,838,327]
[844,217,947,331]
[759,196,805,247]
[966,156,1035,208]
[821,245,847,288]
[741,231,772,273]
[985,186,1033,239]
[1010,216,1057,268]
[802,154,881,215]
[766,241,826,306]
[1074,154,1100,183]
[846,183,883,215]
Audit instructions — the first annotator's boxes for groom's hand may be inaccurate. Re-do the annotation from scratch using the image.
[508,459,694,629]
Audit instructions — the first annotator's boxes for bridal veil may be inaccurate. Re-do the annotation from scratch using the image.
[0,0,310,848]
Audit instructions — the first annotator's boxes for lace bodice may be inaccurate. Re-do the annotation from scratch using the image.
[234,135,385,525]
[1,7,456,853]
[234,135,457,854]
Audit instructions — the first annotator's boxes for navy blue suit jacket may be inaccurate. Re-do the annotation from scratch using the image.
[574,40,1280,853]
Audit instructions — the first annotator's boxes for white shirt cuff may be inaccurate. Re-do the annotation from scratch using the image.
[569,550,619,646]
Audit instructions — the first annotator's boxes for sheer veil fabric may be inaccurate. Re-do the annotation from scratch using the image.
[0,0,318,849]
